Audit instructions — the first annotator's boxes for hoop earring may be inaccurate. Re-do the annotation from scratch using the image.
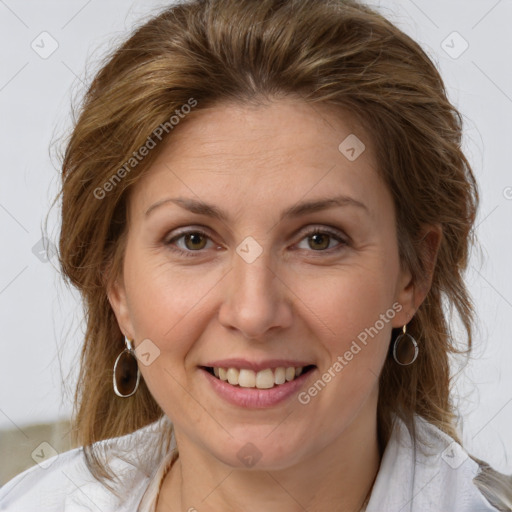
[113,337,140,397]
[392,324,418,366]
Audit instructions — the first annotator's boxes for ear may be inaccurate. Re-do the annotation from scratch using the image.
[392,224,442,327]
[107,274,136,340]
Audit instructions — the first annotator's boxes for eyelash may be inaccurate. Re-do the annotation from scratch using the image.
[164,227,348,258]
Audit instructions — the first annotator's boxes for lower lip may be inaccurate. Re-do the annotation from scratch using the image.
[200,367,315,408]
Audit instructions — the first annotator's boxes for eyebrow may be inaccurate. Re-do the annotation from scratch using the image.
[144,195,369,221]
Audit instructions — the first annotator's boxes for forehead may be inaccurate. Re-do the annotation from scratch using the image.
[161,97,370,167]
[129,97,387,220]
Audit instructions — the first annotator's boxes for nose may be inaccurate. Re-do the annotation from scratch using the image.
[218,245,294,341]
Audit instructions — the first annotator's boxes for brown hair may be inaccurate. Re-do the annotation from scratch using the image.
[57,0,511,506]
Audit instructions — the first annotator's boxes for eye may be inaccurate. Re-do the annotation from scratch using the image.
[296,227,348,253]
[165,229,216,256]
[164,226,348,258]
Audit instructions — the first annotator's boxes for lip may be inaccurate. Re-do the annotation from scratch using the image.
[202,358,314,372]
[199,365,316,408]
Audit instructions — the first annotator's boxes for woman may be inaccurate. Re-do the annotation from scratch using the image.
[0,0,510,510]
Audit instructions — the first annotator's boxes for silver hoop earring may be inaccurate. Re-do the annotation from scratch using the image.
[392,324,418,366]
[113,337,140,397]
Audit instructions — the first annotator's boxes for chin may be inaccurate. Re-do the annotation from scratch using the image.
[207,434,310,472]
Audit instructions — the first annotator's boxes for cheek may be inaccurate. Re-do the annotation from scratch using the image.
[299,255,399,373]
[293,272,395,419]
[121,248,219,420]
[122,246,232,403]
[123,246,220,339]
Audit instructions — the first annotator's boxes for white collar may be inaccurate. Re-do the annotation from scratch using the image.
[365,414,497,511]
[0,413,497,511]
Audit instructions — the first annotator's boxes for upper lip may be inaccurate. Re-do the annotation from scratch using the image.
[201,358,315,372]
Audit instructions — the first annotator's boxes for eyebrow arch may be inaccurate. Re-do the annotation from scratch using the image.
[144,195,369,221]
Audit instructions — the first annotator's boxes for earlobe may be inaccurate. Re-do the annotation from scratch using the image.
[107,276,135,340]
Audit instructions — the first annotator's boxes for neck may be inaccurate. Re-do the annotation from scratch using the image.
[157,398,381,512]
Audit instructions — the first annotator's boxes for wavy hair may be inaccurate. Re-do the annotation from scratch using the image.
[57,0,511,507]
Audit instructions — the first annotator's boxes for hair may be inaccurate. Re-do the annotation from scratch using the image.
[57,0,511,507]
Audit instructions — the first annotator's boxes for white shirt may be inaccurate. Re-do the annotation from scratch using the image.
[0,413,500,511]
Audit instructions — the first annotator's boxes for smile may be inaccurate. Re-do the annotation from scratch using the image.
[202,365,316,390]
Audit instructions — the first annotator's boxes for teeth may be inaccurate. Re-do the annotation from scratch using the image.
[238,369,255,388]
[255,368,274,389]
[211,366,306,389]
[285,367,295,381]
[227,368,239,385]
[274,367,286,385]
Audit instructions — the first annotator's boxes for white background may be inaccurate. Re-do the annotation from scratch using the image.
[0,0,511,473]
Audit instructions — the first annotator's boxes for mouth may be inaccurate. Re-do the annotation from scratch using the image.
[200,364,317,390]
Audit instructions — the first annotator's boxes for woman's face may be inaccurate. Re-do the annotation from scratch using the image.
[109,97,417,470]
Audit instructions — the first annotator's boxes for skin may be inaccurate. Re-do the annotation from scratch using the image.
[108,97,439,512]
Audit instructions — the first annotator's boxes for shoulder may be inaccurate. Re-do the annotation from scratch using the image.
[0,416,171,512]
[0,445,119,511]
[366,414,508,512]
[414,415,511,511]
